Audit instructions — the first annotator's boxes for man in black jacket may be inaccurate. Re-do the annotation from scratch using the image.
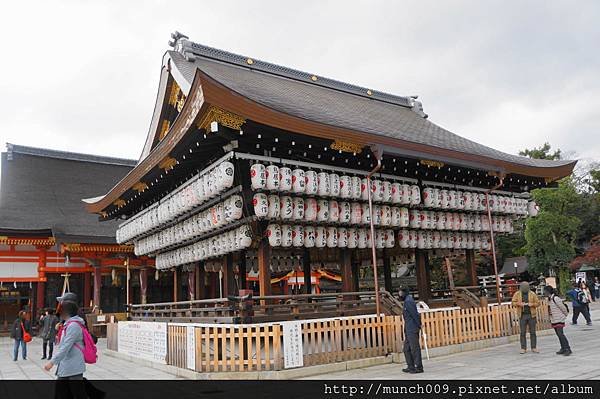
[10,310,31,361]
[399,287,423,373]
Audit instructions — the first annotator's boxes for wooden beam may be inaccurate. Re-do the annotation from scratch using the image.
[83,272,92,308]
[196,262,205,300]
[140,268,148,304]
[303,249,312,295]
[173,269,179,302]
[415,249,431,302]
[258,239,271,298]
[239,253,247,291]
[341,249,353,293]
[465,249,478,286]
[383,250,393,293]
[93,265,102,311]
[187,267,196,301]
[351,260,360,292]
[36,282,45,311]
[223,254,236,297]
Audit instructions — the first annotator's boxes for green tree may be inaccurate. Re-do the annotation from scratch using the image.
[518,142,561,160]
[523,179,581,274]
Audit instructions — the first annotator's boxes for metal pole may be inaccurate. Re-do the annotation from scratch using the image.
[367,147,383,316]
[485,175,505,304]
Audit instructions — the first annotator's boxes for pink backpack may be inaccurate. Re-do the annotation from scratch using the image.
[62,320,98,364]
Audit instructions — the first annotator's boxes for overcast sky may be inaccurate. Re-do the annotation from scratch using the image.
[0,1,598,166]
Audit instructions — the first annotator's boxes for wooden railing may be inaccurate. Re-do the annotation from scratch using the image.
[110,300,551,373]
[158,301,550,372]
[128,291,404,324]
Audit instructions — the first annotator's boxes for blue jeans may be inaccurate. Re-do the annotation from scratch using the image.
[13,339,27,360]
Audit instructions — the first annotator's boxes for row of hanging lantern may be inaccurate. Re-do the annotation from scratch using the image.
[253,193,513,232]
[251,163,422,204]
[117,160,235,244]
[155,224,252,269]
[264,223,491,250]
[133,195,244,256]
[249,162,534,216]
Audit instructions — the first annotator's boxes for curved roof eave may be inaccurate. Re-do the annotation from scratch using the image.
[85,54,577,215]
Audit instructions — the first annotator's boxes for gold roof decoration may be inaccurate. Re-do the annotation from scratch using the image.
[159,120,170,140]
[159,156,177,170]
[421,159,445,168]
[330,140,364,154]
[197,106,246,131]
[132,182,149,193]
[61,243,135,254]
[0,236,55,246]
[113,199,126,208]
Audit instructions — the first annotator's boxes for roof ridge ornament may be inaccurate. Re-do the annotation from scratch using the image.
[168,31,196,62]
[408,96,428,119]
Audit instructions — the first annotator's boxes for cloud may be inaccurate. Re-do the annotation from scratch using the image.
[0,0,598,165]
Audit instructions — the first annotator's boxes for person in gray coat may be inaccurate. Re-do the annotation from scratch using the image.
[44,301,87,399]
[40,308,59,360]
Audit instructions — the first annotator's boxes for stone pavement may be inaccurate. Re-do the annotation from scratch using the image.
[303,301,600,380]
[1,302,598,380]
[0,337,181,380]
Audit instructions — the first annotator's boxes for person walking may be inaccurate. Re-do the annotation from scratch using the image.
[9,311,31,361]
[567,283,592,325]
[511,281,540,354]
[544,286,572,356]
[399,287,423,373]
[44,300,87,399]
[593,277,600,301]
[40,308,59,360]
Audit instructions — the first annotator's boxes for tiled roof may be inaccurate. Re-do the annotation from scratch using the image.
[6,143,137,167]
[168,38,574,170]
[0,144,135,240]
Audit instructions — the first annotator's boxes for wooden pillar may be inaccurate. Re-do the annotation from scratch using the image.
[188,267,196,301]
[341,249,353,292]
[36,282,45,311]
[383,250,393,293]
[239,253,247,291]
[139,268,148,304]
[302,249,312,295]
[258,239,271,298]
[173,269,179,302]
[36,247,47,312]
[351,259,360,292]
[83,271,92,308]
[415,249,431,302]
[209,272,218,299]
[222,254,236,297]
[465,249,478,286]
[196,262,205,300]
[93,265,102,311]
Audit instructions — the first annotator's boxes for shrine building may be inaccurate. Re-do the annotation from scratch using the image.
[84,32,576,319]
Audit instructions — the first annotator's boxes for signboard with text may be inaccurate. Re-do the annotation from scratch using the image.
[117,321,167,364]
[282,321,304,369]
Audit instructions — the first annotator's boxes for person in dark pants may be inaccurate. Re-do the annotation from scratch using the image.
[544,286,572,356]
[10,311,31,361]
[567,283,592,325]
[511,281,540,354]
[399,287,423,373]
[40,308,59,360]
